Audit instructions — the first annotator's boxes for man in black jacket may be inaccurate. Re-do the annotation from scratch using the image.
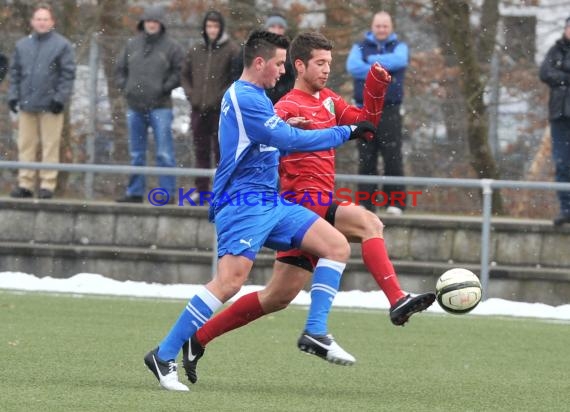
[115,6,183,204]
[0,51,7,83]
[540,16,570,226]
[263,13,295,104]
[8,3,75,199]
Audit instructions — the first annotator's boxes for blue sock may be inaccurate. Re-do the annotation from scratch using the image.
[304,259,346,335]
[158,287,222,361]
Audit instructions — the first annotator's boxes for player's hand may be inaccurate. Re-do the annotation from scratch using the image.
[286,117,312,129]
[348,121,376,142]
[372,63,391,84]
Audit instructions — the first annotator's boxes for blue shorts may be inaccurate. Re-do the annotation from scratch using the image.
[214,197,319,260]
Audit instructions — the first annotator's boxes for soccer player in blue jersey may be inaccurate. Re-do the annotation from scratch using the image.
[143,30,376,391]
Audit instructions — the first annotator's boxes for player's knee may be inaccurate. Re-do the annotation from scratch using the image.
[365,211,384,237]
[350,209,384,239]
[212,271,248,301]
[328,238,350,262]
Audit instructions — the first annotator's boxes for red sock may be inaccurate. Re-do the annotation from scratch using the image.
[361,238,406,306]
[196,291,265,347]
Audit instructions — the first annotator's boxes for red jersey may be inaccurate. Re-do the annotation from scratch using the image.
[275,66,388,197]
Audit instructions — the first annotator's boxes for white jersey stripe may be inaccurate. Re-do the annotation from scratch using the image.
[229,84,251,162]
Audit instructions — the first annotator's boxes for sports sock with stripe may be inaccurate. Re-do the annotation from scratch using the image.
[158,287,222,361]
[304,258,345,335]
[196,291,265,347]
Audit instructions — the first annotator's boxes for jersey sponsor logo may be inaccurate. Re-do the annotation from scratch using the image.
[264,114,281,129]
[239,238,253,247]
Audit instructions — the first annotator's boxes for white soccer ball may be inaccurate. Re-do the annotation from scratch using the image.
[436,268,482,314]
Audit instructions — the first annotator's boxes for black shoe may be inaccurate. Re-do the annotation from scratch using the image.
[389,293,436,326]
[115,195,143,203]
[143,347,189,391]
[297,331,355,365]
[182,335,205,384]
[10,187,33,198]
[553,214,570,227]
[37,189,53,199]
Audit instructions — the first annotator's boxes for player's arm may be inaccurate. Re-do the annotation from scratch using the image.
[337,63,391,126]
[245,105,351,151]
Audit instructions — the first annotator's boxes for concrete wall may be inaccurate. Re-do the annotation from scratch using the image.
[0,199,569,305]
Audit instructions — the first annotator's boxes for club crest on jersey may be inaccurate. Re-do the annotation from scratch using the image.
[323,97,335,115]
[264,115,281,129]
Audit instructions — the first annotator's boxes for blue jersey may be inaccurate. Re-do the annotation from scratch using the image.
[210,80,352,220]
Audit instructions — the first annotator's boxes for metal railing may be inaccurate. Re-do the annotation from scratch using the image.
[2,160,570,299]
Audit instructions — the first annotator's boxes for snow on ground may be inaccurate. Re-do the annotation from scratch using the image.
[1,272,569,321]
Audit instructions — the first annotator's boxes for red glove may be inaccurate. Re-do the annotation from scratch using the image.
[371,62,391,85]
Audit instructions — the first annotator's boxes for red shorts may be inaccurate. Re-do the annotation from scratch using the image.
[276,192,338,272]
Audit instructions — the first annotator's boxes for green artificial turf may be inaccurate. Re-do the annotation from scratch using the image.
[0,291,568,411]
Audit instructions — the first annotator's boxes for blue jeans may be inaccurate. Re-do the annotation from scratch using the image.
[126,108,176,196]
[551,119,570,216]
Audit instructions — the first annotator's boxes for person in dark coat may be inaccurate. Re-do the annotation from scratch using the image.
[115,5,183,203]
[540,16,570,226]
[262,13,295,104]
[0,51,8,83]
[181,10,241,195]
[8,3,76,199]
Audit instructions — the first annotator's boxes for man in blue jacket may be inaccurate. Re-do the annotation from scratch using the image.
[347,11,408,214]
[8,3,75,199]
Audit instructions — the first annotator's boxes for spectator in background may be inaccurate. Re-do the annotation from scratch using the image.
[263,12,295,103]
[540,16,570,227]
[181,10,240,196]
[346,11,408,215]
[115,5,183,204]
[8,3,75,199]
[0,51,7,83]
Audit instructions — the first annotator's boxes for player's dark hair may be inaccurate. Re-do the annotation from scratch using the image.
[289,32,333,72]
[243,29,290,67]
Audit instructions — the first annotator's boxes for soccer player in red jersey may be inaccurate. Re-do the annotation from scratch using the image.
[182,32,435,382]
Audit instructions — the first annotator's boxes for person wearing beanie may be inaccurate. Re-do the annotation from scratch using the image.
[263,13,295,103]
[114,5,184,203]
[539,16,570,226]
[265,14,288,34]
[181,10,241,196]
